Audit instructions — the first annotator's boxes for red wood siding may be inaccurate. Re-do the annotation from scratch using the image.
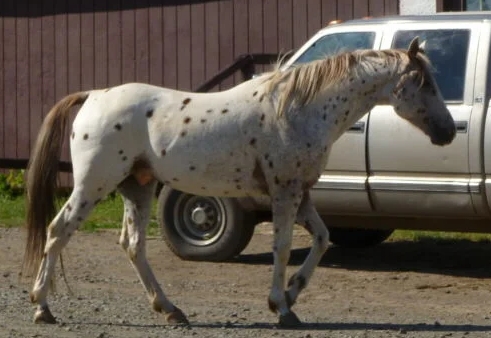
[1,0,399,170]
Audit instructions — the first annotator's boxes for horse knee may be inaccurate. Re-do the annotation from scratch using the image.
[316,228,330,252]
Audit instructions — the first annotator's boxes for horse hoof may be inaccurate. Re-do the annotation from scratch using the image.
[279,311,302,328]
[166,307,190,325]
[34,307,57,324]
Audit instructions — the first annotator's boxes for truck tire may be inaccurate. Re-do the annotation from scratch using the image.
[328,227,394,248]
[157,186,256,261]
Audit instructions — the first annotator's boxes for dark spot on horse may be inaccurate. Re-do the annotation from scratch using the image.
[236,168,241,173]
[65,222,70,227]
[234,178,240,183]
[293,202,298,208]
[323,105,327,111]
[317,235,323,245]
[184,117,191,124]
[431,89,437,96]
[77,217,83,222]
[180,131,187,137]
[268,298,277,313]
[172,178,179,182]
[273,245,278,252]
[274,176,280,185]
[221,109,229,114]
[297,161,301,168]
[122,156,127,161]
[128,217,133,225]
[268,161,274,169]
[336,96,340,100]
[94,198,101,205]
[146,109,154,118]
[259,94,265,102]
[236,184,241,190]
[224,191,229,195]
[118,150,124,155]
[182,98,191,105]
[260,114,265,121]
[81,201,87,208]
[345,110,350,116]
[362,79,366,84]
[97,187,103,192]
[67,204,72,211]
[342,97,348,102]
[335,119,338,125]
[274,227,279,233]
[332,104,337,109]
[161,149,166,156]
[249,138,257,146]
[252,160,268,194]
[71,132,75,139]
[201,186,206,190]
[322,113,327,121]
[206,109,213,113]
[253,91,258,97]
[83,134,89,140]
[264,153,269,160]
[200,119,207,123]
[306,143,311,148]
[114,124,122,131]
[189,166,195,171]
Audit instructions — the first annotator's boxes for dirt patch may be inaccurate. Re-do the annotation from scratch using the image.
[2,225,491,338]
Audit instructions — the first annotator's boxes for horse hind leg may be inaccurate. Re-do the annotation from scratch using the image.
[117,176,188,325]
[30,188,101,323]
[285,191,329,309]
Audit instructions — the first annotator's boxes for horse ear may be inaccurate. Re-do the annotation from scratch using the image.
[408,37,420,58]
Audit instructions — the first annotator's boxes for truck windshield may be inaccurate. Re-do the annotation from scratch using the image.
[293,31,376,64]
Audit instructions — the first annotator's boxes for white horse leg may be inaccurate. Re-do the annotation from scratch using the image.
[267,183,304,327]
[286,192,329,307]
[117,177,188,324]
[31,188,100,323]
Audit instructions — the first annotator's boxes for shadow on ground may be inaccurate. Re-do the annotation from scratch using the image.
[68,320,491,333]
[234,238,491,278]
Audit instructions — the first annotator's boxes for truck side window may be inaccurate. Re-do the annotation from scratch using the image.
[392,29,470,102]
[294,32,376,64]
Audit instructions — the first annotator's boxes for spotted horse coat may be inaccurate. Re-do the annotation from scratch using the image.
[23,38,455,327]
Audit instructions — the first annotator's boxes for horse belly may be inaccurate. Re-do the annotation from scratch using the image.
[153,149,262,197]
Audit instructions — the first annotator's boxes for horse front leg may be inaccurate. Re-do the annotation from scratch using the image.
[117,177,188,325]
[286,191,329,308]
[267,183,304,327]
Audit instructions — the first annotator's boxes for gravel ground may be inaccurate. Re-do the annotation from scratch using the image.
[2,225,491,338]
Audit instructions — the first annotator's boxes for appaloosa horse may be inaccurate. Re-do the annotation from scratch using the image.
[23,38,455,327]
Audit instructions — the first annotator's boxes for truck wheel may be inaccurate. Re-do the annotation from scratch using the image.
[157,186,256,261]
[328,227,394,248]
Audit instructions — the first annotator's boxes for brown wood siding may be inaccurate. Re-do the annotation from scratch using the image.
[1,0,399,175]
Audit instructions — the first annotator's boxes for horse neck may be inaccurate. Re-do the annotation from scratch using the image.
[309,56,399,138]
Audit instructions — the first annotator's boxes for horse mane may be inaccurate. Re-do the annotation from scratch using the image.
[265,49,431,116]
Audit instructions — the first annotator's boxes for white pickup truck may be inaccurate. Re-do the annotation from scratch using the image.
[157,12,491,261]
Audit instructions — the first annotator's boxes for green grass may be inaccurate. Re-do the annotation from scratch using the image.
[0,194,160,236]
[3,193,491,242]
[390,229,491,243]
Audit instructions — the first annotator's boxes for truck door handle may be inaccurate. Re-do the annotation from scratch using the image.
[347,121,365,133]
[455,120,468,133]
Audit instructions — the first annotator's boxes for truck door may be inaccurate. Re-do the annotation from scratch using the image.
[367,24,480,217]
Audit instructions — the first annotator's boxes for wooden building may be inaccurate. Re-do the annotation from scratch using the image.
[0,0,398,169]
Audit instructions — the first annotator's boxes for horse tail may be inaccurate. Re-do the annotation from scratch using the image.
[23,91,90,279]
